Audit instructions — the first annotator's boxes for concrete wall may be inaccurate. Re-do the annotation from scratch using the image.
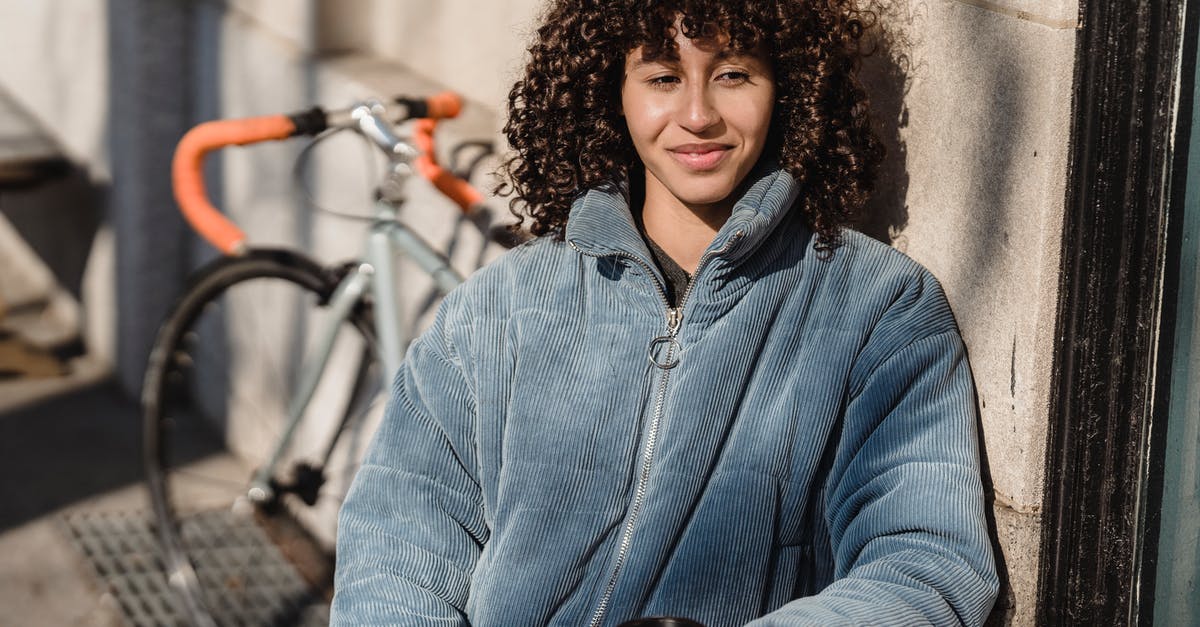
[0,0,113,365]
[0,0,1082,623]
[0,0,109,177]
[311,0,543,110]
[859,2,1078,623]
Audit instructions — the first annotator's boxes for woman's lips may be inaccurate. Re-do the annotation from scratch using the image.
[668,143,732,171]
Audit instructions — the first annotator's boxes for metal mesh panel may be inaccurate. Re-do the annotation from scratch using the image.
[63,510,329,627]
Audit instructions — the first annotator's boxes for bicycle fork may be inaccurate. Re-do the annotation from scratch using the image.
[247,266,373,505]
[245,199,464,506]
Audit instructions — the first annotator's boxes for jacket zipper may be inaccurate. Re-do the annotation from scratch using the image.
[570,229,744,626]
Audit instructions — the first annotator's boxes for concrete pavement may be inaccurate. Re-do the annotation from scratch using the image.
[0,81,333,626]
[0,368,138,627]
[0,83,135,625]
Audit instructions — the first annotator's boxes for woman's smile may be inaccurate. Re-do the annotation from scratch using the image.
[667,142,733,171]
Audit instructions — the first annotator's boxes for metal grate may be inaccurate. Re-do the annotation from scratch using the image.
[63,510,329,627]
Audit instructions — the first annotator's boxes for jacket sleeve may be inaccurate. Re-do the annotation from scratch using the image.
[749,314,999,625]
[330,302,487,626]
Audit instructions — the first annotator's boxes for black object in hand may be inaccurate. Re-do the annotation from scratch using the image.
[617,618,705,627]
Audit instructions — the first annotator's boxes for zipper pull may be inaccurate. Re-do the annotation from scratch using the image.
[666,307,682,335]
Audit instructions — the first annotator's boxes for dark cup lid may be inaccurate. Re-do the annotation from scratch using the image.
[616,618,705,627]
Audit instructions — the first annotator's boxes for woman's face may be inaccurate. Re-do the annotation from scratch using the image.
[620,27,775,219]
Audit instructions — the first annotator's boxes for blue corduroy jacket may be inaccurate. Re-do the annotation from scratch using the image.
[331,165,999,626]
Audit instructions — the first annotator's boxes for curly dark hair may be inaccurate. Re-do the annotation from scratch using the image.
[497,0,884,251]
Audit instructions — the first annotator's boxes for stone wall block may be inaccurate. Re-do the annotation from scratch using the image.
[937,0,1078,29]
[0,0,110,178]
[863,0,1075,515]
[861,3,1078,622]
[313,0,544,110]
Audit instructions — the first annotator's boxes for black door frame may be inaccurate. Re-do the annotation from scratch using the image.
[1038,0,1199,624]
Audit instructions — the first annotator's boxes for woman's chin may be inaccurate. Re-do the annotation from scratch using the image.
[678,189,739,212]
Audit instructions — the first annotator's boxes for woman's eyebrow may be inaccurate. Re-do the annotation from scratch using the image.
[629,55,679,70]
[714,48,765,63]
[628,52,752,70]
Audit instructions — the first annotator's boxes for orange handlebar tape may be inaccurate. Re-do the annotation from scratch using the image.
[412,118,484,213]
[412,118,437,159]
[415,158,486,212]
[172,115,296,255]
[424,92,463,120]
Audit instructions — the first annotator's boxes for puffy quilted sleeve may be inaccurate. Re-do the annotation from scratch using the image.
[330,295,487,626]
[750,274,999,626]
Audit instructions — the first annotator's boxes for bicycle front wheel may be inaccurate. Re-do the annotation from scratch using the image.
[142,248,381,626]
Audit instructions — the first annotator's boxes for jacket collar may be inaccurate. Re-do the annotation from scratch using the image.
[565,161,802,268]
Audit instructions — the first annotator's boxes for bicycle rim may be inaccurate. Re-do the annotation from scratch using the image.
[142,249,381,626]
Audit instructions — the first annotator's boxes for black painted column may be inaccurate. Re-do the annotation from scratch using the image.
[1038,0,1198,624]
[107,0,194,394]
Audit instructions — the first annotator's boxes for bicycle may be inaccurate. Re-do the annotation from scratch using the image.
[141,92,508,626]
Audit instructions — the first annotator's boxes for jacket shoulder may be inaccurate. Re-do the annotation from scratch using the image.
[434,236,571,322]
[819,229,955,327]
[816,230,963,380]
[414,236,569,367]
[450,235,571,303]
[830,229,937,284]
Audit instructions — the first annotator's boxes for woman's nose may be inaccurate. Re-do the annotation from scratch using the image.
[677,85,720,133]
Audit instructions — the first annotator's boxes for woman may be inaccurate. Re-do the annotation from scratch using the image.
[332,1,999,625]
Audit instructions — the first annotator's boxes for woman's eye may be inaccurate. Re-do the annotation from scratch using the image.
[717,70,751,84]
[648,75,680,88]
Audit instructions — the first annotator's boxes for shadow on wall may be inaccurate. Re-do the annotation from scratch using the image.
[0,166,104,304]
[859,2,1027,623]
[939,4,1028,624]
[858,3,912,245]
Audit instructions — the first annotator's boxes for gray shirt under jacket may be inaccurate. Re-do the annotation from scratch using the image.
[632,205,690,308]
[331,163,999,626]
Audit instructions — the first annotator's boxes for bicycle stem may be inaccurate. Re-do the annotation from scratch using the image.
[353,100,422,161]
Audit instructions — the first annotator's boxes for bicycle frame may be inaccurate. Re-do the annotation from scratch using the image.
[149,92,486,626]
[246,195,464,504]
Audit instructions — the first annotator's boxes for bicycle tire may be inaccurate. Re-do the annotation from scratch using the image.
[142,248,380,626]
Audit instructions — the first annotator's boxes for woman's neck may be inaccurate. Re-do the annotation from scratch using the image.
[638,174,733,274]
